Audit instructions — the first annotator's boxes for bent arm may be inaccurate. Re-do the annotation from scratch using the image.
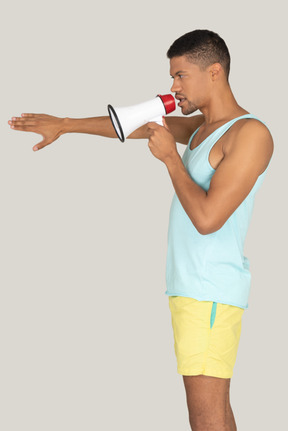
[165,121,274,234]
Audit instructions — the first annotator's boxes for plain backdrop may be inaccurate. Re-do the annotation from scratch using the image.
[1,1,287,430]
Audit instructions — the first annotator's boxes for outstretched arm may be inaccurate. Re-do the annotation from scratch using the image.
[8,112,204,152]
[8,114,149,152]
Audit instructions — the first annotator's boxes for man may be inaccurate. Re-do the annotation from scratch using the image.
[8,29,273,431]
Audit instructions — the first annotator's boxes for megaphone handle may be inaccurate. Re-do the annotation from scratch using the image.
[149,115,163,126]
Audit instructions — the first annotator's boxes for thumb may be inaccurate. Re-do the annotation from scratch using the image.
[162,116,170,130]
[33,138,52,152]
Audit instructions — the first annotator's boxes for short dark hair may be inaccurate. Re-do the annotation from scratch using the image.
[167,29,231,80]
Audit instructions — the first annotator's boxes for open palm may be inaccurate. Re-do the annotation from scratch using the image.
[8,113,65,151]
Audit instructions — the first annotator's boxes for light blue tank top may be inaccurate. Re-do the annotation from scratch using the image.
[165,114,270,309]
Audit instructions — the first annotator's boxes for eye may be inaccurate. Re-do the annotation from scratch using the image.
[177,74,185,79]
[170,75,184,80]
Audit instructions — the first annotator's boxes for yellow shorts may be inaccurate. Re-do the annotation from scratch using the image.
[168,296,244,379]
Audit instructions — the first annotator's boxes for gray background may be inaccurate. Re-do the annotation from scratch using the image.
[1,1,286,429]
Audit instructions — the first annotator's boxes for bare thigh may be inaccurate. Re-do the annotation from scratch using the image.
[183,375,235,431]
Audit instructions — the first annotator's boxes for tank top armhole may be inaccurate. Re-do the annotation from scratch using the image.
[206,114,270,164]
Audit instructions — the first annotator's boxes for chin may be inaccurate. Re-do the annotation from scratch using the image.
[182,107,197,116]
[181,102,198,116]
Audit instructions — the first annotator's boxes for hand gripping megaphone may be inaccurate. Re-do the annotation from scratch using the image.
[107,94,176,142]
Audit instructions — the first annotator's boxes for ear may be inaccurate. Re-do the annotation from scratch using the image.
[209,63,222,81]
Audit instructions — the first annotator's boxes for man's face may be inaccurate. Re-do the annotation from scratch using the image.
[169,55,210,115]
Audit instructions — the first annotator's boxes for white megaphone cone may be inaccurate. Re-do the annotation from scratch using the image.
[107,94,176,142]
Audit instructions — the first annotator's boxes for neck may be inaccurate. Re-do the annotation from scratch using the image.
[200,83,248,124]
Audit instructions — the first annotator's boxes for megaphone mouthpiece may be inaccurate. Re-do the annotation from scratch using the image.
[108,94,176,142]
[157,94,176,114]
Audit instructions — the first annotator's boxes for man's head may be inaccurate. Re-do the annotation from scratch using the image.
[167,29,230,80]
[167,30,231,115]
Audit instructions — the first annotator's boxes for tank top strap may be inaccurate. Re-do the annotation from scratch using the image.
[221,113,266,131]
[205,114,268,153]
[188,126,201,148]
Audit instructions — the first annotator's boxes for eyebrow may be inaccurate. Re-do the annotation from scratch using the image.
[170,70,187,78]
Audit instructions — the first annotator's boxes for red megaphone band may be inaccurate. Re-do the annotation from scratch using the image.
[157,94,176,114]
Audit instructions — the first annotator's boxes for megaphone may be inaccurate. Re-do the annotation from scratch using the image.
[107,94,176,142]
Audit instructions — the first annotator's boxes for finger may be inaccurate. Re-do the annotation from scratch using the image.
[8,117,26,123]
[9,119,36,126]
[21,113,39,118]
[147,121,161,129]
[33,139,51,152]
[9,124,38,131]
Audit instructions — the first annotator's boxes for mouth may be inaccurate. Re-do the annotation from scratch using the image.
[175,96,186,107]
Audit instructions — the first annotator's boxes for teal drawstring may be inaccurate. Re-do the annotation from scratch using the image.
[210,302,217,329]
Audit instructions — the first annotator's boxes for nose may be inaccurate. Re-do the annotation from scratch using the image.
[170,78,181,93]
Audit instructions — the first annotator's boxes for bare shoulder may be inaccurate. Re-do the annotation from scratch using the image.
[226,117,273,149]
[223,117,274,174]
[165,114,205,145]
[239,117,272,139]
